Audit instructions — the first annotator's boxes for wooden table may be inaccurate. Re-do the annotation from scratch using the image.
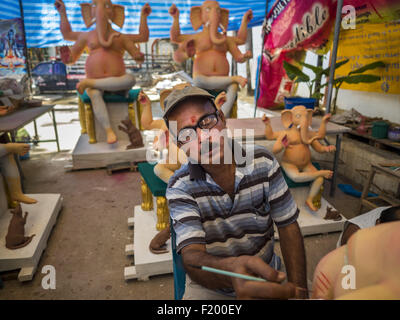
[0,105,60,152]
[226,117,351,196]
[358,163,400,214]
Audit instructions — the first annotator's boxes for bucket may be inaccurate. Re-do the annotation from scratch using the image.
[371,121,389,139]
[284,97,316,110]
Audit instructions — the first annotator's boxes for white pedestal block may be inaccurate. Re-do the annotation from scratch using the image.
[124,205,172,281]
[274,187,346,238]
[0,193,63,281]
[71,130,158,170]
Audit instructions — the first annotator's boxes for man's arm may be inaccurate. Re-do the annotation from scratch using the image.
[266,154,307,297]
[181,244,296,299]
[278,221,308,298]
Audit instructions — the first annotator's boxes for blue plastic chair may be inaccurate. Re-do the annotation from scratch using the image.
[171,219,186,300]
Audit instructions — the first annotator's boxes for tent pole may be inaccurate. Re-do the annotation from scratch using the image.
[253,0,269,118]
[325,0,343,114]
[18,0,32,95]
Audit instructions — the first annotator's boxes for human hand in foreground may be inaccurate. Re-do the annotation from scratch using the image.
[230,256,296,299]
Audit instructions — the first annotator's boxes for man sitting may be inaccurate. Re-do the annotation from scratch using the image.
[164,86,308,299]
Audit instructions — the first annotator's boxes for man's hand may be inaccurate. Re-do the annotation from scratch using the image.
[230,256,296,299]
[54,0,66,14]
[169,4,179,18]
[142,3,151,17]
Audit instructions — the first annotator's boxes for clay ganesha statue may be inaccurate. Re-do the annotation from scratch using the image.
[55,0,151,144]
[0,142,37,204]
[263,106,336,211]
[169,1,253,117]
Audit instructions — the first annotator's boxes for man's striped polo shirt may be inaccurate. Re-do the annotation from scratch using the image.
[166,143,299,263]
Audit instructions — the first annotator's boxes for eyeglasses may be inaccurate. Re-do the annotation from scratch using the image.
[175,110,221,145]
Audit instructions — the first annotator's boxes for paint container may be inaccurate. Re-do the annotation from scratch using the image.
[371,121,389,139]
[284,97,316,110]
[388,126,400,142]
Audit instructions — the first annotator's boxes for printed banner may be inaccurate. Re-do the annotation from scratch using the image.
[0,18,26,76]
[336,21,400,94]
[343,0,400,24]
[257,0,337,109]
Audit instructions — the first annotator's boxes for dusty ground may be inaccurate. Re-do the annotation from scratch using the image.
[0,94,361,300]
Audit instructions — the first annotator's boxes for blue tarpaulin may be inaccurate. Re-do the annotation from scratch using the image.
[0,0,273,48]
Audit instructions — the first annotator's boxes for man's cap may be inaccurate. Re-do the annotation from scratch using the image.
[163,86,215,122]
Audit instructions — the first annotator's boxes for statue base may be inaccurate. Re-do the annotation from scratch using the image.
[124,204,172,281]
[274,187,346,238]
[71,134,149,170]
[0,193,63,281]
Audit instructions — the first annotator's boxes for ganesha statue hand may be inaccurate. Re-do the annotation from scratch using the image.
[55,0,151,144]
[263,106,335,211]
[169,1,253,117]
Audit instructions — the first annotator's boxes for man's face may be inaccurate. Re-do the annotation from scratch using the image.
[169,100,227,165]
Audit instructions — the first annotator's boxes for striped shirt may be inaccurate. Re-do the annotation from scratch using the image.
[166,142,299,264]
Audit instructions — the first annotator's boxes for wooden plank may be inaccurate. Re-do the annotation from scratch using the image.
[125,244,134,256]
[127,217,134,227]
[124,206,172,281]
[124,266,138,280]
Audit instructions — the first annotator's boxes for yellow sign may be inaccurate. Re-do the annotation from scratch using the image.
[336,21,400,94]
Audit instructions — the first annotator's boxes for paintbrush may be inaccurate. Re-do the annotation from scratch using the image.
[189,264,267,282]
[189,264,313,294]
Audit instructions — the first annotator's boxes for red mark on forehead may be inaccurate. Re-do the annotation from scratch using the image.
[190,116,197,124]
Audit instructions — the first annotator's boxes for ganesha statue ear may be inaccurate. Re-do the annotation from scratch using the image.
[220,8,229,31]
[281,110,293,129]
[159,89,173,111]
[80,3,95,28]
[112,4,125,28]
[190,6,203,30]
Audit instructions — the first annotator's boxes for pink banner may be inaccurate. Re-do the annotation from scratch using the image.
[258,0,337,109]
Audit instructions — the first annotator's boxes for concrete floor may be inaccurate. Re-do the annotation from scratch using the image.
[0,94,362,299]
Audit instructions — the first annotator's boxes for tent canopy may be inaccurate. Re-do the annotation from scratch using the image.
[0,0,273,48]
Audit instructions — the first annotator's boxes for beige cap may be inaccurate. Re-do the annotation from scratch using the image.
[163,86,214,122]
